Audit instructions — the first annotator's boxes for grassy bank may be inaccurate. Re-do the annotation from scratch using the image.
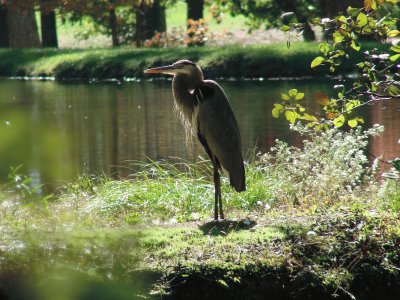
[1,125,400,299]
[0,42,387,80]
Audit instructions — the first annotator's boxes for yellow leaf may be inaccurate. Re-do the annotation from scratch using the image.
[325,112,337,120]
[388,30,400,37]
[364,0,377,10]
[316,93,331,106]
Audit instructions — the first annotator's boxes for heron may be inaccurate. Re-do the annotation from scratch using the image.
[144,60,245,220]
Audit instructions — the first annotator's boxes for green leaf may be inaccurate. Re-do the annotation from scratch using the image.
[288,89,298,97]
[319,42,330,55]
[388,30,400,37]
[281,93,290,100]
[356,116,364,124]
[295,93,305,100]
[333,31,345,43]
[348,119,358,128]
[393,158,400,172]
[338,15,347,23]
[390,54,400,62]
[388,84,400,96]
[272,108,280,118]
[362,26,373,35]
[302,113,318,122]
[390,45,400,53]
[272,104,284,118]
[333,115,345,127]
[351,40,361,51]
[311,56,325,68]
[347,7,360,17]
[285,110,297,124]
[345,102,355,111]
[357,12,368,27]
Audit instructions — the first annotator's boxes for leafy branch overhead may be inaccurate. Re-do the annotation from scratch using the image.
[309,0,399,98]
[274,0,399,131]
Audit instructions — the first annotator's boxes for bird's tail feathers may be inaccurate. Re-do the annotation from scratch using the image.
[230,163,246,192]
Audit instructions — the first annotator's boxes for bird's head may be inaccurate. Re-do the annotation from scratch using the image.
[144,60,203,88]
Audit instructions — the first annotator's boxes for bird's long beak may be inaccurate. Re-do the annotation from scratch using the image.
[144,65,177,75]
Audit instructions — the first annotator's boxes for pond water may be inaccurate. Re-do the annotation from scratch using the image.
[0,78,399,187]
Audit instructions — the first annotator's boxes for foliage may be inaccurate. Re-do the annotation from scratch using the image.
[185,18,209,46]
[273,0,400,174]
[273,88,365,130]
[58,0,140,45]
[5,165,51,203]
[208,0,320,31]
[261,124,383,205]
[275,0,399,131]
[143,18,209,48]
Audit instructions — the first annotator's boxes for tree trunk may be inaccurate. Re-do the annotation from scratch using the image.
[109,7,119,47]
[40,5,58,48]
[135,0,166,47]
[302,22,316,41]
[319,0,363,18]
[187,0,204,21]
[7,0,40,48]
[0,4,9,47]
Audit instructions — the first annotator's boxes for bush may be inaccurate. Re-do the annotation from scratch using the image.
[260,124,384,205]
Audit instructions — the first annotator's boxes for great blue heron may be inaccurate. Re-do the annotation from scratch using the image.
[144,60,245,220]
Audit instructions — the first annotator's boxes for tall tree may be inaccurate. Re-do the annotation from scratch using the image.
[6,0,40,48]
[135,0,166,46]
[319,0,363,18]
[187,0,204,20]
[0,3,8,47]
[60,0,144,46]
[40,0,58,48]
[109,4,120,46]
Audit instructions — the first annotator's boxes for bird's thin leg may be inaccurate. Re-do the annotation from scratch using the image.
[213,164,220,220]
[218,182,224,220]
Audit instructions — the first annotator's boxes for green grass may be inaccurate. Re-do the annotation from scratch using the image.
[0,42,388,80]
[1,125,400,298]
[166,1,248,32]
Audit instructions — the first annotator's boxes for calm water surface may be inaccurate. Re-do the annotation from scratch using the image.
[0,78,399,187]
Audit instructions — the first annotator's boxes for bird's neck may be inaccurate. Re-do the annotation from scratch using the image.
[172,75,199,116]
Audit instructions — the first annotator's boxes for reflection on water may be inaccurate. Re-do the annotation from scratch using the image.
[0,79,399,186]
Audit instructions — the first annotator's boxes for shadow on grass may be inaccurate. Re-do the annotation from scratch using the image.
[198,218,257,236]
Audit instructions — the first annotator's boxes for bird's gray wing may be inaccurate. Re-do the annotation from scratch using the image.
[196,80,245,192]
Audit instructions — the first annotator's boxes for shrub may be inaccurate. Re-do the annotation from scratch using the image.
[260,124,384,205]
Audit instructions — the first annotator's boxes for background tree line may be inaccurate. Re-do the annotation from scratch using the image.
[0,0,396,48]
